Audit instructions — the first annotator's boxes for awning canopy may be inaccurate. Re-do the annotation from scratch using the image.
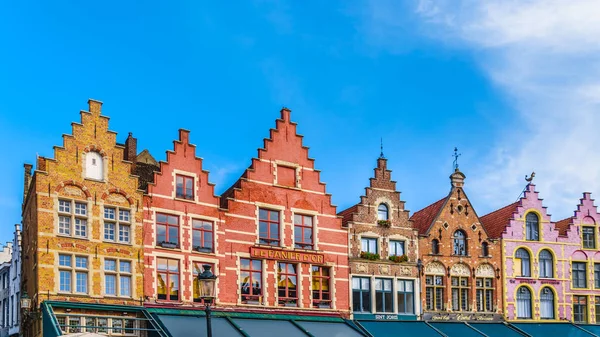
[512,323,597,337]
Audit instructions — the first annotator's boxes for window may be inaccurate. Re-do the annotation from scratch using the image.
[176,174,194,200]
[240,258,262,304]
[525,213,539,241]
[573,262,587,288]
[539,250,553,278]
[192,219,213,252]
[481,242,489,257]
[85,151,104,180]
[361,237,378,254]
[258,209,280,246]
[451,277,469,311]
[595,264,600,289]
[104,259,132,297]
[55,315,137,335]
[596,296,600,324]
[58,199,88,238]
[389,240,405,257]
[58,255,88,294]
[540,287,555,319]
[312,266,331,308]
[156,213,179,247]
[425,275,444,311]
[193,262,214,304]
[476,278,494,312]
[431,239,440,255]
[157,258,179,301]
[397,280,414,314]
[453,230,467,256]
[515,248,531,277]
[574,296,588,323]
[294,214,314,249]
[375,279,393,313]
[516,287,532,319]
[104,207,131,244]
[378,204,389,221]
[583,227,596,249]
[277,263,298,306]
[352,277,371,312]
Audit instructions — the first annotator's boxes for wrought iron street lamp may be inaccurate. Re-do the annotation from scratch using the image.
[198,264,217,337]
[20,291,31,313]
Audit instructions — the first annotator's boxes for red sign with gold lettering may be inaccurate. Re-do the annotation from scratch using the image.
[250,247,325,264]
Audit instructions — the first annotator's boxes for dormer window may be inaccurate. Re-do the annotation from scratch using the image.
[85,152,103,180]
[377,204,389,221]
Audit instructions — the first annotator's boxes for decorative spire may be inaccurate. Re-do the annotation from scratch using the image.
[452,147,461,170]
[380,137,385,159]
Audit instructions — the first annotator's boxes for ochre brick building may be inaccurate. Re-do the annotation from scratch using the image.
[339,156,420,320]
[21,100,146,337]
[411,168,503,320]
[142,129,221,307]
[217,108,350,314]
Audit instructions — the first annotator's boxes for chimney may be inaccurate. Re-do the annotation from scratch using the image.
[124,132,137,171]
[23,163,33,203]
[450,168,466,188]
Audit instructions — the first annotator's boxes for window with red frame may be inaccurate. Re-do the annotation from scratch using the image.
[294,214,313,249]
[240,259,262,304]
[156,213,179,247]
[157,258,179,301]
[192,219,213,253]
[193,262,214,303]
[259,209,280,246]
[277,262,298,306]
[176,175,194,200]
[312,266,331,308]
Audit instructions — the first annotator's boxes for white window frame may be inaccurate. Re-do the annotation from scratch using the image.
[104,259,133,298]
[58,254,89,294]
[103,206,132,244]
[57,199,89,238]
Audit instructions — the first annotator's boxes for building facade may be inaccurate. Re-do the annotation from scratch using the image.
[0,241,13,337]
[412,169,503,321]
[556,192,600,324]
[142,129,221,307]
[21,100,147,337]
[480,183,579,322]
[217,108,350,314]
[7,225,21,337]
[339,156,420,320]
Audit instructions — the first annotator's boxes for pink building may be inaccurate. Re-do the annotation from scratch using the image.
[481,183,579,322]
[556,192,600,324]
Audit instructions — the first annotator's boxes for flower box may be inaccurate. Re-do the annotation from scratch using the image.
[360,251,380,260]
[159,242,178,249]
[389,254,409,263]
[377,220,391,227]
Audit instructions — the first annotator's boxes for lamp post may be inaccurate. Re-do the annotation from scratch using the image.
[20,292,32,337]
[198,264,217,337]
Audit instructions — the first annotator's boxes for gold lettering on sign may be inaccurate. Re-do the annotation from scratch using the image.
[250,247,325,264]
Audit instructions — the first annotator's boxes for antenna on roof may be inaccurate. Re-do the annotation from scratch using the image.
[452,147,461,170]
[379,138,385,159]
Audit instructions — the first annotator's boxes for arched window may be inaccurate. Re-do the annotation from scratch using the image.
[516,287,532,319]
[526,213,539,241]
[481,242,489,257]
[453,230,467,256]
[515,248,531,277]
[540,287,555,319]
[378,204,389,221]
[431,239,439,255]
[85,152,104,180]
[539,250,553,278]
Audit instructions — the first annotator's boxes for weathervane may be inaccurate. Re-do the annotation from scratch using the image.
[380,137,385,159]
[525,172,535,183]
[452,147,461,170]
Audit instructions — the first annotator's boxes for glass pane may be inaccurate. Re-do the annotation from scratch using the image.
[168,227,179,244]
[157,273,167,299]
[270,211,279,222]
[169,274,179,300]
[259,209,268,220]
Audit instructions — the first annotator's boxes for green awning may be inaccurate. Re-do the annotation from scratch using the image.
[576,324,600,336]
[296,320,366,337]
[156,315,243,337]
[512,323,595,337]
[358,321,443,337]
[232,318,307,337]
[469,323,528,337]
[429,322,485,337]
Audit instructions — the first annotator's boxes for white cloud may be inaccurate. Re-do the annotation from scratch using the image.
[359,0,600,218]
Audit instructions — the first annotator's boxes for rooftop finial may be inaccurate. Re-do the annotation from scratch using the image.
[525,171,535,183]
[380,138,385,159]
[452,147,461,170]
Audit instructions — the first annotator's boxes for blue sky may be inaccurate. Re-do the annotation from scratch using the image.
[1,1,598,243]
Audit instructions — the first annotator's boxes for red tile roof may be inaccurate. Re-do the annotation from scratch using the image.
[410,197,446,235]
[555,217,573,236]
[338,205,358,226]
[479,202,519,239]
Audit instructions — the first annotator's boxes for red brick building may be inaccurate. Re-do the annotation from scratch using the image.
[217,108,349,314]
[411,168,503,320]
[142,129,221,306]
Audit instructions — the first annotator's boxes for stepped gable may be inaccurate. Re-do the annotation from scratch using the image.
[220,108,335,212]
[480,202,520,239]
[561,192,600,236]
